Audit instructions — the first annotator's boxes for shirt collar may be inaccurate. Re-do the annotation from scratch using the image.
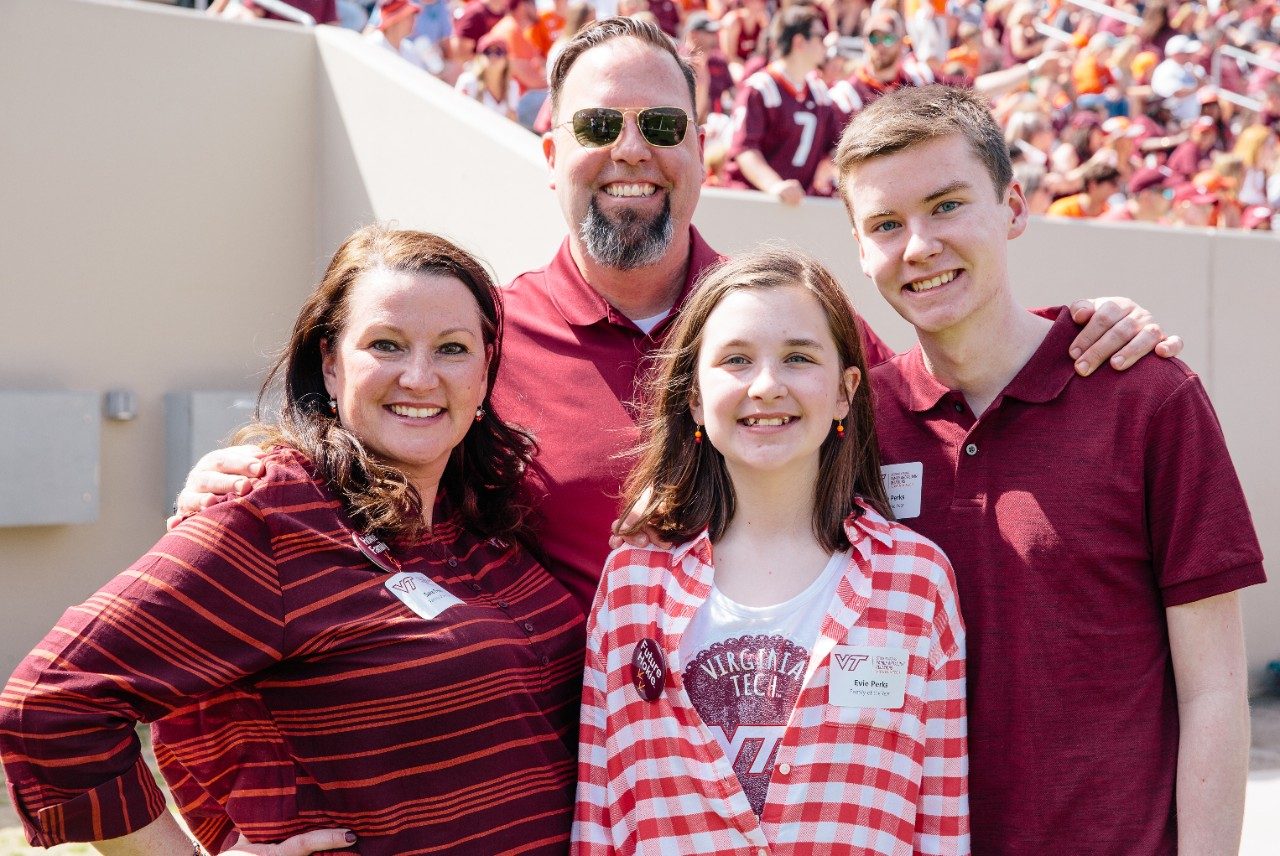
[999,306,1078,404]
[897,305,1077,411]
[545,226,722,333]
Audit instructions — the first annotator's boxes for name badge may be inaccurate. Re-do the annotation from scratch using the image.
[385,572,463,621]
[880,462,923,520]
[829,645,908,709]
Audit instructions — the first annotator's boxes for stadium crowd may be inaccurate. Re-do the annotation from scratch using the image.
[209,0,1280,229]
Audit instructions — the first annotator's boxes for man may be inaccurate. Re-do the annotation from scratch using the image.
[1151,34,1205,125]
[835,83,1263,854]
[450,0,509,65]
[724,5,842,205]
[1045,161,1121,218]
[362,0,431,72]
[1100,165,1175,223]
[178,20,1180,614]
[1167,115,1221,182]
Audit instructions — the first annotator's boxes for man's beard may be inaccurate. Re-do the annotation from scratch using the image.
[871,49,900,73]
[579,194,674,271]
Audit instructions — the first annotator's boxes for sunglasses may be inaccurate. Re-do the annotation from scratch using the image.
[867,31,898,46]
[558,107,691,148]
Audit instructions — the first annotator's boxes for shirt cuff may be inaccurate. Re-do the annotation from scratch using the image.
[1161,562,1267,608]
[28,754,168,846]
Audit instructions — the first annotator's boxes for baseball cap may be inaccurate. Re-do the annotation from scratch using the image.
[1165,35,1202,56]
[683,11,720,36]
[1128,166,1174,195]
[1131,50,1159,79]
[1172,183,1217,205]
[1241,205,1273,229]
[1150,61,1198,98]
[378,0,421,28]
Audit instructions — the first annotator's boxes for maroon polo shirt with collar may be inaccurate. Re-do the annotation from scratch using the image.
[870,307,1265,855]
[494,227,893,612]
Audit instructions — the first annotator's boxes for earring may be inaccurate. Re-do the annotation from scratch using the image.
[694,424,703,445]
[328,397,337,416]
[474,407,485,422]
[835,418,845,438]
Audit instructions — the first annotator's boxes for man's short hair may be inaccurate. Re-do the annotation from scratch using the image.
[1081,161,1121,189]
[835,84,1013,206]
[548,18,697,122]
[774,5,823,58]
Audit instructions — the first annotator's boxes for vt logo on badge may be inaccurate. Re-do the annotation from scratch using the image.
[384,572,463,621]
[829,645,908,709]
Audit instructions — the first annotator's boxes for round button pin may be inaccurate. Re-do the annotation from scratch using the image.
[631,637,667,702]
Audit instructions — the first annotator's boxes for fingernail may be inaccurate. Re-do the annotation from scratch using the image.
[1075,360,1091,375]
[1069,348,1082,359]
[1112,355,1125,369]
[235,478,249,493]
[251,462,264,475]
[346,831,358,843]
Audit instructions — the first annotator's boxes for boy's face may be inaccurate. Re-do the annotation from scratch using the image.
[842,134,1027,338]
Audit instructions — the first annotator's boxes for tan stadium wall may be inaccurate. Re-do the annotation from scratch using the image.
[2,0,1277,693]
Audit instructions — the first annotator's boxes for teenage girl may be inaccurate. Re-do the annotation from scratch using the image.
[571,248,970,855]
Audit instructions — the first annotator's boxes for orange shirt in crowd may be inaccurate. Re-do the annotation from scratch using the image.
[528,11,564,56]
[1047,193,1090,218]
[1072,54,1115,95]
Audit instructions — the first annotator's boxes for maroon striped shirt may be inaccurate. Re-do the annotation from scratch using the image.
[0,449,585,855]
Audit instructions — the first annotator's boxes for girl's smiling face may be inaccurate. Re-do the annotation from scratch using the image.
[691,285,858,485]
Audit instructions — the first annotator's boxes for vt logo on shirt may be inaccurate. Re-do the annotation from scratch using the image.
[684,634,809,816]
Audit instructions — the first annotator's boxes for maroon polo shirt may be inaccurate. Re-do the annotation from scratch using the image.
[454,0,505,42]
[871,308,1265,855]
[494,228,893,612]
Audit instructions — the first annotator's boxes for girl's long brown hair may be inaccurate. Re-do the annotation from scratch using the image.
[240,225,535,543]
[619,247,891,553]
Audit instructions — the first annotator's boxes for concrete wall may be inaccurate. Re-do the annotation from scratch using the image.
[2,0,1277,692]
[0,0,319,667]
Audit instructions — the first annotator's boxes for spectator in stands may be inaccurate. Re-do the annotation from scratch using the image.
[0,227,585,855]
[724,5,843,204]
[1167,115,1221,181]
[456,32,521,119]
[1003,0,1047,65]
[1234,123,1279,208]
[363,0,434,72]
[682,11,733,123]
[1169,181,1218,227]
[451,0,510,67]
[406,0,453,75]
[487,0,549,92]
[1047,161,1122,218]
[839,9,918,108]
[826,0,872,38]
[1101,165,1175,223]
[1151,34,1205,124]
[720,0,771,82]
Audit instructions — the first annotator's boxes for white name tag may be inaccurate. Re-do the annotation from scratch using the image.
[829,645,909,709]
[880,462,923,520]
[384,572,463,621]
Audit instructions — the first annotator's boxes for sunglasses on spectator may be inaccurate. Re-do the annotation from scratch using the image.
[867,31,898,45]
[483,46,507,57]
[558,107,691,148]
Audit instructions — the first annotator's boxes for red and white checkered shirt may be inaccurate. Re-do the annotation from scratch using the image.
[572,502,969,856]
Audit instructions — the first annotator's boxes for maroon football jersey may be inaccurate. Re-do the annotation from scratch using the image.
[725,69,844,192]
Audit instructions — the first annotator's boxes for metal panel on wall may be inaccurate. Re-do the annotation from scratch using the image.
[0,391,100,526]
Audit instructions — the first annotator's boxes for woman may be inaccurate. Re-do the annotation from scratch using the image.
[1234,123,1278,208]
[719,0,770,82]
[456,34,521,120]
[572,249,968,854]
[0,227,585,855]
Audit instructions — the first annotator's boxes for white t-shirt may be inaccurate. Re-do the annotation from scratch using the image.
[678,549,850,816]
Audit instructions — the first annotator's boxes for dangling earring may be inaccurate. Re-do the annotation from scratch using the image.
[835,418,845,438]
[694,424,703,445]
[474,406,485,422]
[328,397,337,416]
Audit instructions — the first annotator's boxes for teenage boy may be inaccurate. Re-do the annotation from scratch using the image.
[834,83,1265,856]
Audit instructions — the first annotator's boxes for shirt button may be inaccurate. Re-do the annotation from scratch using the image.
[965,442,979,456]
[541,654,550,666]
[759,849,769,856]
[497,599,509,609]
[523,621,535,632]
[777,763,791,775]
[953,401,964,413]
[447,557,458,567]
[469,582,482,592]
